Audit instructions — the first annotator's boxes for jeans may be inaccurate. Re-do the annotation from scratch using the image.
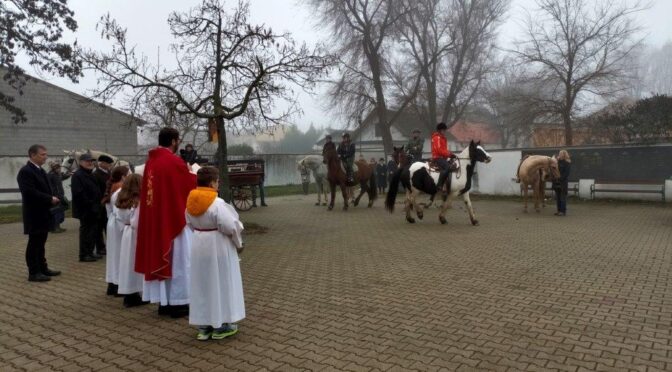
[555,189,567,213]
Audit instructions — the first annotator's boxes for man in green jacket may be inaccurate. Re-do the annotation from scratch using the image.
[406,128,424,162]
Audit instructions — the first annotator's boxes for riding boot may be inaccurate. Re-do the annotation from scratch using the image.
[436,171,448,193]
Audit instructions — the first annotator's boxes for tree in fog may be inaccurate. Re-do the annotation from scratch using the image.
[511,0,647,146]
[81,0,330,199]
[398,0,508,132]
[306,0,420,155]
[639,42,672,96]
[0,0,82,123]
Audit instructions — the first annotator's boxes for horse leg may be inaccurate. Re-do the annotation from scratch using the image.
[315,181,321,206]
[354,181,365,207]
[405,191,415,224]
[328,183,336,211]
[438,197,449,225]
[522,183,529,213]
[341,184,349,211]
[533,185,541,213]
[415,194,425,221]
[463,192,478,226]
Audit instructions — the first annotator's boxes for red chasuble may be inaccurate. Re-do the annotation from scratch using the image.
[135,147,196,281]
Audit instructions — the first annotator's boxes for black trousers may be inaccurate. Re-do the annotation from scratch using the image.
[79,216,97,258]
[26,232,48,275]
[96,214,107,253]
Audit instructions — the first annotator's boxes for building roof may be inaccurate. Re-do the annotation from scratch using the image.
[448,121,501,144]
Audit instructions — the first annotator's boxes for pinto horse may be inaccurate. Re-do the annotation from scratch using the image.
[322,142,377,211]
[386,140,492,225]
[516,155,560,213]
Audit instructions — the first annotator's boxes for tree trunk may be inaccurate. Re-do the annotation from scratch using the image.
[215,116,230,201]
[562,111,573,146]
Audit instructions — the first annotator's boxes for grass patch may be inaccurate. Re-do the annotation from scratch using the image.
[0,205,22,224]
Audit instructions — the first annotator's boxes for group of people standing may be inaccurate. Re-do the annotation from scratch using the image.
[17,128,247,341]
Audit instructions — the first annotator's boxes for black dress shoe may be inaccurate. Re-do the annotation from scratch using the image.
[91,253,103,259]
[43,269,61,276]
[170,304,189,318]
[106,283,118,296]
[123,293,150,308]
[97,250,107,256]
[79,255,97,262]
[158,305,172,316]
[28,273,51,282]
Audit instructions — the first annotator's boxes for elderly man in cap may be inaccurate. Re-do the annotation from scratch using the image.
[93,155,114,255]
[71,153,103,262]
[337,132,356,183]
[406,128,424,162]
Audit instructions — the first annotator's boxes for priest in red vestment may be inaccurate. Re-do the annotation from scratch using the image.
[135,127,196,317]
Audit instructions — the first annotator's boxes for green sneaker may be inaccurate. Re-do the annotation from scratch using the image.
[211,326,238,340]
[196,329,212,341]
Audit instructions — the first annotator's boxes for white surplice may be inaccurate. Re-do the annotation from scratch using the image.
[117,206,144,294]
[187,198,245,327]
[142,227,192,306]
[105,190,123,285]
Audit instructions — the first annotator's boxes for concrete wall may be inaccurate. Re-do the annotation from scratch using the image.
[0,74,138,155]
[3,149,670,204]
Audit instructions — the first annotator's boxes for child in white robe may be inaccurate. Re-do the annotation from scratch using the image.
[116,174,147,307]
[104,166,129,296]
[186,166,245,341]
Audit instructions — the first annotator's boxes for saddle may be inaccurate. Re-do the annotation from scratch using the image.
[427,158,459,172]
[339,162,358,175]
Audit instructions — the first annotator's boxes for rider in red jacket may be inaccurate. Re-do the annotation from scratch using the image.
[431,122,454,192]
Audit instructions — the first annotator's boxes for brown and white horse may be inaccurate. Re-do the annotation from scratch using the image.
[322,142,377,211]
[516,155,560,213]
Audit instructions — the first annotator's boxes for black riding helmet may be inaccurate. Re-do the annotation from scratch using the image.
[436,122,448,131]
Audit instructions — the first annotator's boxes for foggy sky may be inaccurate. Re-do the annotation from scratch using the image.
[15,0,672,132]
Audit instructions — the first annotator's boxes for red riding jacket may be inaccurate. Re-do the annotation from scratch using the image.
[431,131,453,159]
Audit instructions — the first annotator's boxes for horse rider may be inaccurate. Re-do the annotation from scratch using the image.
[406,128,424,162]
[337,133,356,183]
[431,122,455,192]
[321,135,333,160]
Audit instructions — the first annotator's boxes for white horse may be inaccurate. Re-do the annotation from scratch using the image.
[297,155,328,206]
[385,140,492,225]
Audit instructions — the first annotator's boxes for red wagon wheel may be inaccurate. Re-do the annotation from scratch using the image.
[231,186,254,211]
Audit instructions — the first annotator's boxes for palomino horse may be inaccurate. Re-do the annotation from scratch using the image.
[516,155,560,213]
[322,142,377,211]
[297,155,328,206]
[386,140,492,225]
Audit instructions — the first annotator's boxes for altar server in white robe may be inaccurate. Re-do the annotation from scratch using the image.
[104,166,129,296]
[186,166,245,341]
[116,174,147,307]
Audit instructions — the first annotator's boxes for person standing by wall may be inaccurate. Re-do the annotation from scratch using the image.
[47,161,71,233]
[17,144,62,282]
[71,153,103,262]
[375,158,387,194]
[553,150,572,216]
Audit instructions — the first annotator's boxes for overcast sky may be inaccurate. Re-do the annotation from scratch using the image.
[20,0,672,132]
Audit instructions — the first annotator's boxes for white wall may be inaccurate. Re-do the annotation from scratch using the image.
[475,150,522,195]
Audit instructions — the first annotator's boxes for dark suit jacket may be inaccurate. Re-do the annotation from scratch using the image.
[71,168,102,219]
[17,162,54,234]
[93,168,110,198]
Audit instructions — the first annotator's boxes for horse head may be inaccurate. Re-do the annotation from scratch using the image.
[469,140,492,163]
[392,146,407,166]
[548,156,560,180]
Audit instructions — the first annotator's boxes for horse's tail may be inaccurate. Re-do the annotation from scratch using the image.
[385,169,402,212]
[368,170,377,200]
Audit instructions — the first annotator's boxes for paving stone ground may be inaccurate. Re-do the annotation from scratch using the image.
[1,195,671,371]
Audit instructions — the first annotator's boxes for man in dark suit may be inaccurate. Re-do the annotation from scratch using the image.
[71,153,103,262]
[93,155,113,255]
[16,144,62,282]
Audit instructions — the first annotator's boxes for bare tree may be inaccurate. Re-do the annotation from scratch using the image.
[397,0,508,132]
[80,0,330,199]
[0,0,82,123]
[306,0,420,155]
[511,0,646,146]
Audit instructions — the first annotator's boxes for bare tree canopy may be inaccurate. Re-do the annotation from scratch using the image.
[512,0,647,146]
[0,0,82,123]
[81,0,331,199]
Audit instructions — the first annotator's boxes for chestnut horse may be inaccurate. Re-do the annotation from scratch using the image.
[322,142,377,211]
[516,155,560,213]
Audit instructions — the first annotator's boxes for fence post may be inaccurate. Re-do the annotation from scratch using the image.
[578,179,595,200]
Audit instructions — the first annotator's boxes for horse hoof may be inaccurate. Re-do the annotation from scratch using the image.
[472,219,479,226]
[406,217,416,224]
[314,202,320,206]
[439,216,447,224]
[353,201,359,207]
[343,206,348,211]
[417,213,423,220]
[327,205,333,211]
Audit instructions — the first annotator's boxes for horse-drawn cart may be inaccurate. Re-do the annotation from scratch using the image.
[228,160,264,212]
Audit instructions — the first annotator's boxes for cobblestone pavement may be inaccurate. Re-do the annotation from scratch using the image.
[1,195,672,371]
